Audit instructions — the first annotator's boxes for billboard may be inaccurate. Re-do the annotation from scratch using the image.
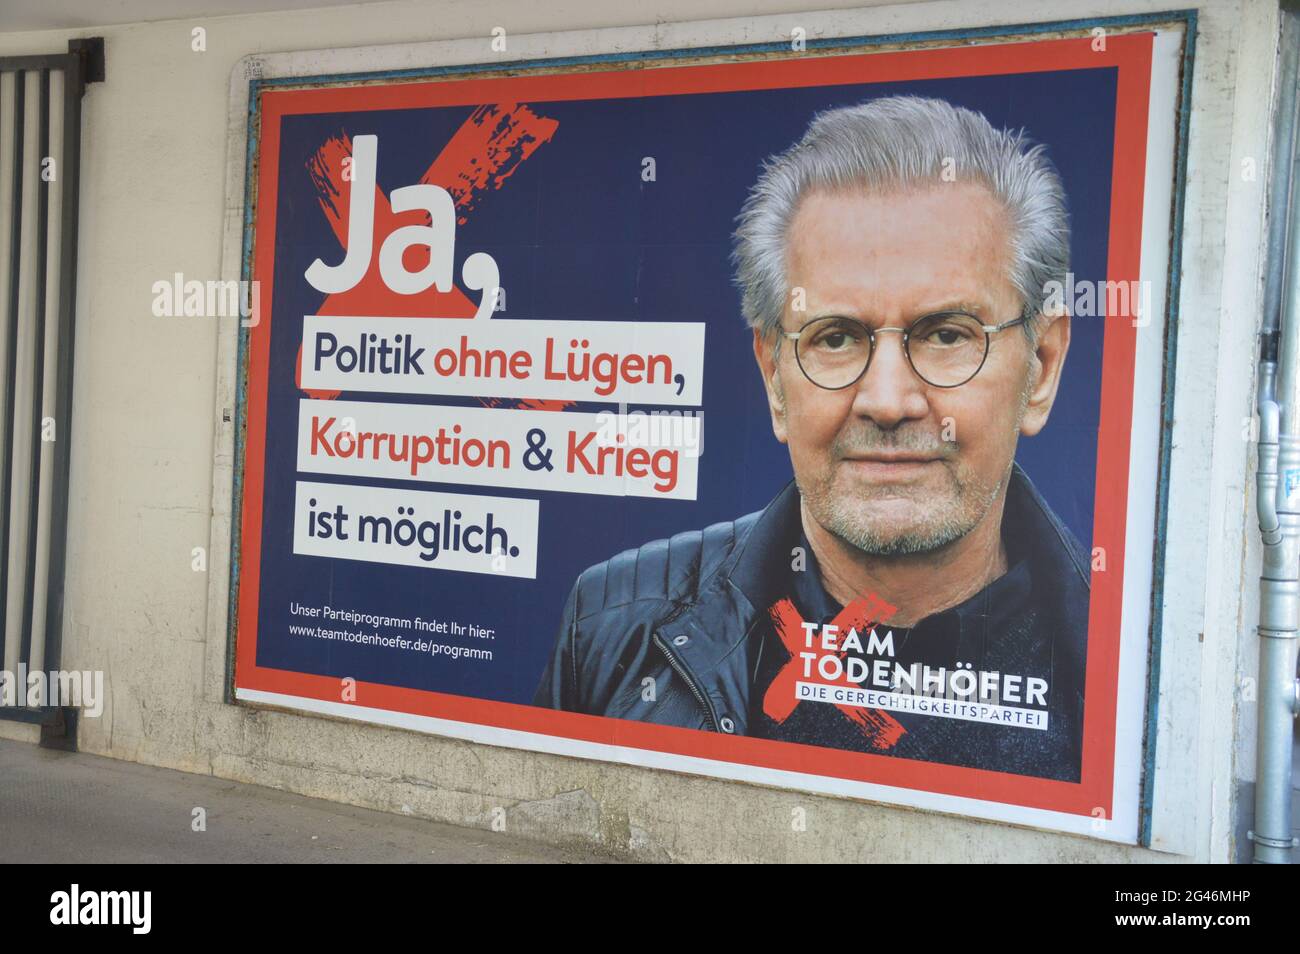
[231,23,1187,840]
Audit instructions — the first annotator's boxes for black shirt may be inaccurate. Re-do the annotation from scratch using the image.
[748,517,1080,781]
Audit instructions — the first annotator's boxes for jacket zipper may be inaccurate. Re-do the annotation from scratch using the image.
[652,632,720,732]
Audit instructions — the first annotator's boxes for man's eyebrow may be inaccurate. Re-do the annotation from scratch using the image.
[803,310,858,321]
[799,301,991,325]
[913,300,988,316]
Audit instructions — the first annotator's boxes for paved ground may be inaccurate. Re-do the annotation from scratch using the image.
[0,739,607,863]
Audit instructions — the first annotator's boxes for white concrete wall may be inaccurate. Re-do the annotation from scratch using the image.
[0,0,1276,862]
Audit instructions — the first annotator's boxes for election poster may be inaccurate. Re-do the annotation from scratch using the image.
[231,24,1188,840]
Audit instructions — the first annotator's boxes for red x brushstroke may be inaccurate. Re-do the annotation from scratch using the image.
[764,593,906,750]
[296,104,566,410]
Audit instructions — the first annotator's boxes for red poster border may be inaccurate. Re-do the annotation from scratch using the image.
[234,33,1154,821]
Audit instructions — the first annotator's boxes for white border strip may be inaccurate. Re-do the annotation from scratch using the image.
[1107,25,1185,846]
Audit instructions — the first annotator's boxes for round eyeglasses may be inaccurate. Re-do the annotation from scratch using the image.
[780,312,1028,390]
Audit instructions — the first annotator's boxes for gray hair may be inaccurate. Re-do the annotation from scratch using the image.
[732,95,1070,345]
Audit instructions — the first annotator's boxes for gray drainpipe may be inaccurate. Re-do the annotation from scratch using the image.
[1253,5,1300,865]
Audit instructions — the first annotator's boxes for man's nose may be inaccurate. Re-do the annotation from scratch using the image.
[851,331,931,428]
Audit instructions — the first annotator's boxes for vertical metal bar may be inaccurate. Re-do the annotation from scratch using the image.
[1,71,24,676]
[19,69,48,673]
[6,69,38,675]
[40,59,83,679]
[0,72,14,677]
[1263,56,1300,343]
[1256,16,1300,459]
[29,67,64,678]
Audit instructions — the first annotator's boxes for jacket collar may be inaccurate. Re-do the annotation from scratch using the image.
[723,478,804,617]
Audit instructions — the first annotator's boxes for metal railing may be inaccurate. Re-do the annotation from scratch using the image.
[0,42,95,741]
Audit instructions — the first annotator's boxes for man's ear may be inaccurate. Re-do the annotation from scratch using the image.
[753,326,789,445]
[1019,310,1070,437]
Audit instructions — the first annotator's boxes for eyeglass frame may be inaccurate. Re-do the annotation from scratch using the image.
[777,310,1030,390]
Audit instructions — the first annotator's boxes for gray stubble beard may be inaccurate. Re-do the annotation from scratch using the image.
[800,456,1006,556]
[793,372,1032,557]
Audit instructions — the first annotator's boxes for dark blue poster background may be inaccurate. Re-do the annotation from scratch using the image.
[252,66,1116,704]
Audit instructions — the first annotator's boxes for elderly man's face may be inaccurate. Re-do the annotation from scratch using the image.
[753,183,1069,555]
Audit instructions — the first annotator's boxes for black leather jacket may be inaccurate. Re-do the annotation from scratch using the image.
[534,463,1091,774]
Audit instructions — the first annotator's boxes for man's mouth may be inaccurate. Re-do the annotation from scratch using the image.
[840,453,942,480]
[845,452,940,464]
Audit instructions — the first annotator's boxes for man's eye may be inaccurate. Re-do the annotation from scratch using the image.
[813,327,859,350]
[923,324,975,346]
